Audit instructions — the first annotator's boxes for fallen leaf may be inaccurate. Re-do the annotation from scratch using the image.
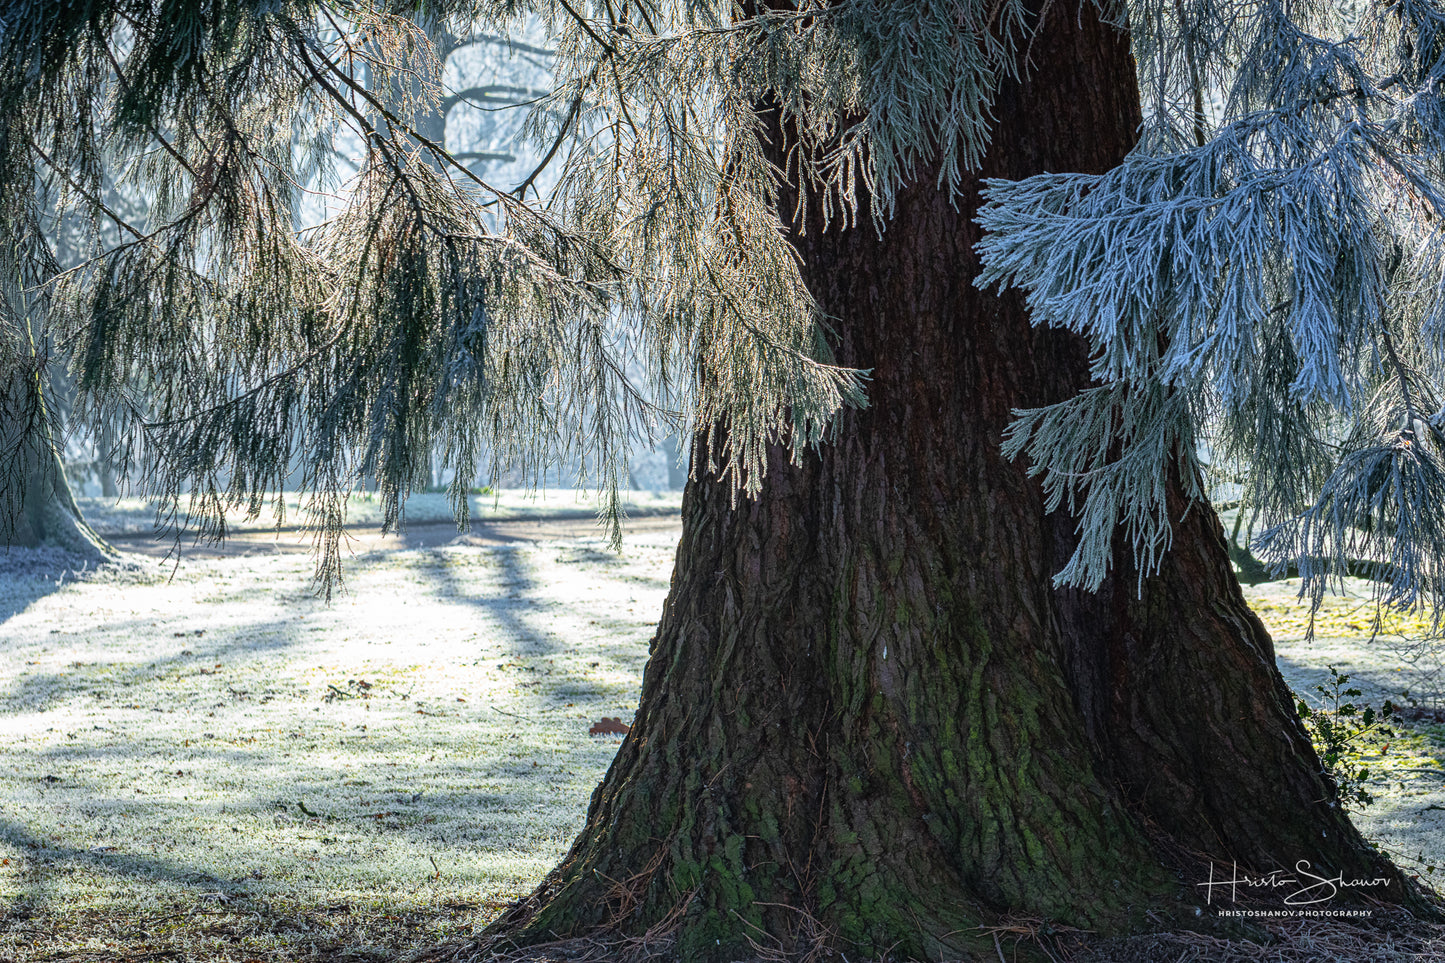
[589,717,631,736]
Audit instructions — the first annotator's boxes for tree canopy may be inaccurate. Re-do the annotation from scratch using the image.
[9,2,1445,957]
[5,0,1445,618]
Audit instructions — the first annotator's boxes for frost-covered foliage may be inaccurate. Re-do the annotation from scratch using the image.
[978,0,1445,621]
[10,0,1445,616]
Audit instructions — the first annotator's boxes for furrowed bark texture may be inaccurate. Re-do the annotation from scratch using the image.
[491,6,1420,961]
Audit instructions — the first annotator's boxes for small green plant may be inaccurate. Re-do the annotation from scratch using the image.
[1297,665,1398,808]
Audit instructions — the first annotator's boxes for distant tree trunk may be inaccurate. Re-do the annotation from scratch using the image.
[2,270,112,559]
[1,382,111,558]
[486,6,1426,962]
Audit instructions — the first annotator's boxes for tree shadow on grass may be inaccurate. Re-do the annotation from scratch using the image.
[401,544,650,717]
[388,544,566,664]
[0,572,58,626]
[1276,649,1404,723]
[1365,791,1445,870]
[0,544,125,624]
[0,813,244,921]
[1,739,572,909]
[0,537,645,926]
[0,616,305,713]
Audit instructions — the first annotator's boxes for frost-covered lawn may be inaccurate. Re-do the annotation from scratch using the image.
[78,488,685,537]
[0,501,679,961]
[2,496,1444,961]
[1248,578,1445,883]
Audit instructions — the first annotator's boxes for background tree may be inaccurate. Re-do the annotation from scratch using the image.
[1,239,111,558]
[3,0,1445,959]
[0,316,110,557]
[355,12,555,490]
[0,149,145,554]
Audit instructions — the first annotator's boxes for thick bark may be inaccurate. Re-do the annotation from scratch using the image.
[489,6,1427,962]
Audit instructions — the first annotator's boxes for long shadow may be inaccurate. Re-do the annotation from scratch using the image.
[491,545,559,658]
[401,540,654,715]
[0,547,104,625]
[396,542,557,654]
[1276,654,1402,704]
[0,814,244,920]
[0,617,305,714]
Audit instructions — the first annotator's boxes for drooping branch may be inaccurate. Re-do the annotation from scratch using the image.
[449,32,557,59]
[440,84,551,113]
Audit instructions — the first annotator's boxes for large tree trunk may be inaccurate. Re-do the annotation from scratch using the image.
[486,6,1426,961]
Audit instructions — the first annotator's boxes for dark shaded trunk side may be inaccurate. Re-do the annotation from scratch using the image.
[486,6,1425,962]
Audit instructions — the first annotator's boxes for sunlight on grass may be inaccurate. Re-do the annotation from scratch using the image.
[1241,577,1445,888]
[76,489,684,536]
[0,529,680,960]
[1249,593,1441,641]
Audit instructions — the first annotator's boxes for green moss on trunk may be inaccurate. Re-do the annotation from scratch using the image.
[483,3,1426,960]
